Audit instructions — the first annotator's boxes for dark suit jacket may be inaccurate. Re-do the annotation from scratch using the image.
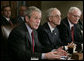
[15,16,25,25]
[78,20,83,30]
[0,16,15,26]
[57,17,83,46]
[8,22,44,60]
[37,23,63,52]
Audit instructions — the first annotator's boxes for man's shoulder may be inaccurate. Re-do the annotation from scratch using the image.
[61,17,69,26]
[11,23,26,33]
[37,23,49,33]
[61,17,68,23]
[1,16,6,21]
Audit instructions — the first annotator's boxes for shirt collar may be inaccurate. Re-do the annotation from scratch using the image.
[68,19,74,30]
[48,22,55,32]
[4,16,10,22]
[21,16,24,21]
[25,23,33,35]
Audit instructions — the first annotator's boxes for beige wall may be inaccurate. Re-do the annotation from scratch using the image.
[41,1,83,25]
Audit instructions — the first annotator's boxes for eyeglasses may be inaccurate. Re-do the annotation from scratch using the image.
[50,15,61,18]
[72,14,80,18]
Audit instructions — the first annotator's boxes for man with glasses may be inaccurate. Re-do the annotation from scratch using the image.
[37,8,67,54]
[57,7,83,53]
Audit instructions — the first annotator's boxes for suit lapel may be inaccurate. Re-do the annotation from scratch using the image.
[44,23,55,44]
[33,30,40,47]
[3,16,9,24]
[19,17,24,22]
[63,18,72,42]
[25,32,31,47]
[65,18,70,31]
[74,24,77,42]
[21,23,32,48]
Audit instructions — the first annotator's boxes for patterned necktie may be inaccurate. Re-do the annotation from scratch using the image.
[71,26,74,41]
[31,31,34,53]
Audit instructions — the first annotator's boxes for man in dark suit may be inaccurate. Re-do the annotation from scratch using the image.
[57,7,83,52]
[1,5,17,60]
[77,13,83,52]
[78,13,83,32]
[37,8,65,52]
[15,5,27,25]
[1,5,15,26]
[8,6,67,60]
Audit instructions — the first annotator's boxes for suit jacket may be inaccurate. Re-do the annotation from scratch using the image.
[8,22,44,60]
[0,16,15,26]
[57,17,83,46]
[37,23,63,52]
[78,20,83,30]
[15,16,25,25]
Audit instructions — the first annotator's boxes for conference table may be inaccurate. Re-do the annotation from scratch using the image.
[68,52,83,60]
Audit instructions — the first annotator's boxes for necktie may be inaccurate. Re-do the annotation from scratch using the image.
[9,20,13,26]
[31,31,34,53]
[71,26,74,41]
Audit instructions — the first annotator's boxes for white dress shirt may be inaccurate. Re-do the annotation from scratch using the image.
[4,16,10,22]
[68,19,74,30]
[21,16,24,21]
[48,22,55,32]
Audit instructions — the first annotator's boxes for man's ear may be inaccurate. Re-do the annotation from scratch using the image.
[67,13,70,18]
[25,16,29,22]
[49,17,52,22]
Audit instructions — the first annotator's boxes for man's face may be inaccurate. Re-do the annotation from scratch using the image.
[26,11,41,30]
[68,10,81,24]
[49,10,61,26]
[20,6,27,16]
[3,7,11,18]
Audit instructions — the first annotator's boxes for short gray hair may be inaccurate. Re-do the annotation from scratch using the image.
[24,6,41,18]
[47,8,59,17]
[46,8,60,20]
[68,7,81,15]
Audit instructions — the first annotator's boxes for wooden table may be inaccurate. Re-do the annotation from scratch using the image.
[71,53,83,60]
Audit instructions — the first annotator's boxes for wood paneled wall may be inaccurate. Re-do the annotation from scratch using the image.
[1,1,41,18]
[1,1,17,18]
[26,1,41,9]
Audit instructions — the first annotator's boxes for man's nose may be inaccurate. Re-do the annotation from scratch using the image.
[37,19,40,23]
